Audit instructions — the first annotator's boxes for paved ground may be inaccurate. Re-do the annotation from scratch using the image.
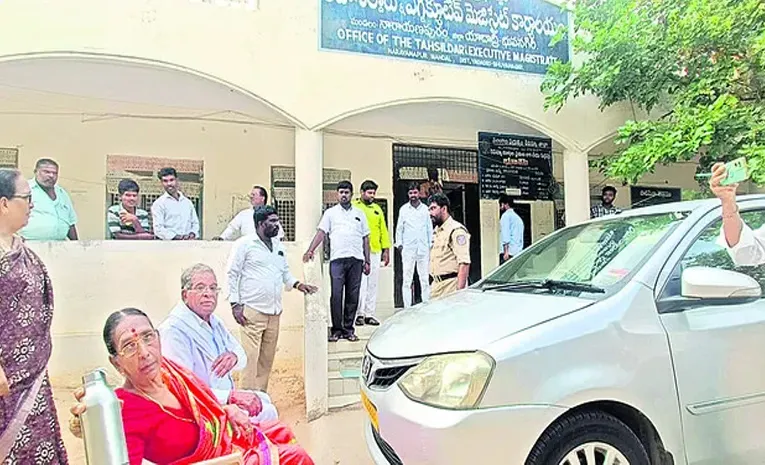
[52,386,374,465]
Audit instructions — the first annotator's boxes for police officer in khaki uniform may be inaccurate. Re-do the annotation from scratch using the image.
[427,193,471,298]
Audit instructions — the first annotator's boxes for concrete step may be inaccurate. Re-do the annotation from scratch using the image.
[328,351,363,373]
[328,337,368,354]
[328,393,360,410]
[328,370,360,399]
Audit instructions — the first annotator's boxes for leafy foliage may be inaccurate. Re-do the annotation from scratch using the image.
[542,0,765,184]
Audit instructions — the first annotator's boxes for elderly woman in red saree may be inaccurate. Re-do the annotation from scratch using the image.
[0,168,69,464]
[68,307,314,465]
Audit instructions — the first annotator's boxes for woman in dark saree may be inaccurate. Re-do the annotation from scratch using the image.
[0,169,68,464]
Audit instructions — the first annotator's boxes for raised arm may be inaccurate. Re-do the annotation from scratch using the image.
[711,162,765,266]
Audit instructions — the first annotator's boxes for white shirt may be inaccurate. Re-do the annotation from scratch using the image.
[227,233,298,315]
[720,222,765,266]
[318,204,370,261]
[219,207,285,241]
[499,209,524,256]
[395,201,433,255]
[151,192,200,240]
[158,302,247,405]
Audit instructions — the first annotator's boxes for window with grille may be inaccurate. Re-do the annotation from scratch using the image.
[271,166,352,258]
[106,155,204,237]
[392,144,478,185]
[0,148,18,169]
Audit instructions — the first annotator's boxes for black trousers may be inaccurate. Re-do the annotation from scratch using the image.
[329,257,363,336]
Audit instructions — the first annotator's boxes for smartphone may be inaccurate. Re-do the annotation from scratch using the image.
[697,157,750,185]
[720,157,749,185]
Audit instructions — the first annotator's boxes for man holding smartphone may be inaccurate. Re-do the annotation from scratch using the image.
[710,160,765,266]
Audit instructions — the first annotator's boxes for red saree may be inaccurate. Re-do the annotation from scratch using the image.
[121,358,313,465]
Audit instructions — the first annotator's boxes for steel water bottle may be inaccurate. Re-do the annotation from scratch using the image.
[80,368,129,465]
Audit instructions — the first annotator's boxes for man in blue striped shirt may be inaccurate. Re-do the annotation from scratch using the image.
[499,195,524,265]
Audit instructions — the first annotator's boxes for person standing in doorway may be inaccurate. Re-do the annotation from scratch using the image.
[428,193,471,299]
[396,182,433,308]
[303,180,370,342]
[228,206,317,391]
[20,158,78,241]
[213,185,284,241]
[352,180,390,326]
[419,167,443,201]
[590,186,622,219]
[498,194,524,265]
[151,167,200,240]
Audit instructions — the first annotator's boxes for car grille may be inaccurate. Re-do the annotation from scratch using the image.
[361,352,418,390]
[369,365,412,389]
[372,425,404,465]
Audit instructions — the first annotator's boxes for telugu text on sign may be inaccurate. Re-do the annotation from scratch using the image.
[478,131,554,200]
[320,0,570,75]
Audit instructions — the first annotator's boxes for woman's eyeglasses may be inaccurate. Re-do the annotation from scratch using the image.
[118,330,159,358]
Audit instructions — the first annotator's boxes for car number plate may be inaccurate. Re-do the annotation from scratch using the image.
[360,390,379,432]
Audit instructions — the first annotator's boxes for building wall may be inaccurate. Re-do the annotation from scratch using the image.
[0,111,294,240]
[31,240,308,389]
[0,0,631,151]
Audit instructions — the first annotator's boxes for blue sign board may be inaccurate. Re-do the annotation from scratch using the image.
[320,0,570,75]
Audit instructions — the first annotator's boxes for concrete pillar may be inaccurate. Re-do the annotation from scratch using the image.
[294,129,328,421]
[295,129,324,243]
[563,148,591,226]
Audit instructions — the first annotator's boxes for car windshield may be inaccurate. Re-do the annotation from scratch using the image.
[480,211,690,297]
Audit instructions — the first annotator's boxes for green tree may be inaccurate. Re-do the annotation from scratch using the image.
[542,0,765,184]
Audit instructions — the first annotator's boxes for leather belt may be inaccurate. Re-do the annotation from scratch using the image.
[429,272,458,284]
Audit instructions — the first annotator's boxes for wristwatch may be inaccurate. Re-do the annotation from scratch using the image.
[293,281,301,289]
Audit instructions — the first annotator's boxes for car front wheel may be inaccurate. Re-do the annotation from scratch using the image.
[526,410,650,465]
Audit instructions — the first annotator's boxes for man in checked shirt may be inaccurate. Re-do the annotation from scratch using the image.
[590,186,622,219]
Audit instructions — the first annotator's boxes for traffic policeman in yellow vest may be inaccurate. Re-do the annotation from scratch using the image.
[428,193,471,298]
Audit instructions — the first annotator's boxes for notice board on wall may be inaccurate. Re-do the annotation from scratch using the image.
[477,132,554,201]
[630,186,682,208]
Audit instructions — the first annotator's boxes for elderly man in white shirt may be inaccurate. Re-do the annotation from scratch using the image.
[711,162,765,265]
[151,167,200,240]
[227,206,317,392]
[303,180,371,342]
[158,263,279,424]
[395,182,433,308]
[213,185,284,241]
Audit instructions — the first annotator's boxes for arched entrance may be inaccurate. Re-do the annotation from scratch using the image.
[313,98,566,410]
[0,53,300,239]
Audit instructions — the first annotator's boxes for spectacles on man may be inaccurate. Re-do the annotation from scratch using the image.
[118,330,159,358]
[189,285,220,294]
[10,194,32,204]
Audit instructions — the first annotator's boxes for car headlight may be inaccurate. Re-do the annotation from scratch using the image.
[398,352,494,410]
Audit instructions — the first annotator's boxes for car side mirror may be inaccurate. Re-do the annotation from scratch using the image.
[682,266,762,299]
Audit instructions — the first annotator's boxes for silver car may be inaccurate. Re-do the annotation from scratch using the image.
[361,195,765,465]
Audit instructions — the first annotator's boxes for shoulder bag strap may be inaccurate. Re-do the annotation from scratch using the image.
[0,369,47,460]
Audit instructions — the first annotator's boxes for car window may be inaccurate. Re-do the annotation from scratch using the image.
[663,209,765,297]
[482,211,689,297]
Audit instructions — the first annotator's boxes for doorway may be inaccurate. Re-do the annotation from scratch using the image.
[392,144,483,309]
